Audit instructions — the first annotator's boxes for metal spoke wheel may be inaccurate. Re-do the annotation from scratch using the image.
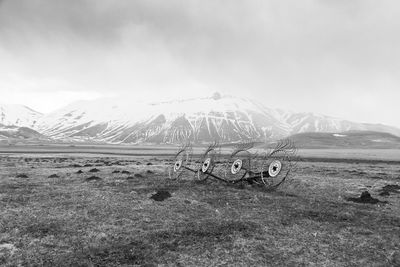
[168,147,191,180]
[260,140,297,189]
[223,150,253,182]
[197,144,220,181]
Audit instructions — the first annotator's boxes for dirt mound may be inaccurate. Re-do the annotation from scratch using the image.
[346,191,387,204]
[48,174,59,178]
[379,184,400,196]
[16,174,28,178]
[150,190,171,201]
[86,176,102,182]
[112,170,120,173]
[70,164,82,168]
[89,168,100,172]
[134,173,143,178]
[76,170,83,174]
[121,170,130,174]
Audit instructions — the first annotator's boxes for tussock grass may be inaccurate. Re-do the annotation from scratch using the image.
[0,155,399,266]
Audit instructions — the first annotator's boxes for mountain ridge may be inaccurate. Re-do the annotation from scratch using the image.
[1,95,400,144]
[288,130,400,149]
[0,123,46,142]
[33,94,400,144]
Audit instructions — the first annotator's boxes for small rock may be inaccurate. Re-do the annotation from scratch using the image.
[16,174,28,178]
[121,170,130,174]
[89,168,100,173]
[48,174,59,178]
[76,170,83,174]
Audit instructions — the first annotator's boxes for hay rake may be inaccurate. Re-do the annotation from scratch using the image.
[168,139,298,189]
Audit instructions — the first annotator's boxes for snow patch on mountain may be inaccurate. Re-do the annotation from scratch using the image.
[34,94,400,144]
[0,103,42,128]
[36,95,289,143]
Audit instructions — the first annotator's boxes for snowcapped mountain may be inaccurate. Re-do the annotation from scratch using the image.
[34,93,400,144]
[0,103,42,128]
[36,94,288,143]
[276,110,400,137]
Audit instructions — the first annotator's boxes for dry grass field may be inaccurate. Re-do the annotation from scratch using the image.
[1,148,400,266]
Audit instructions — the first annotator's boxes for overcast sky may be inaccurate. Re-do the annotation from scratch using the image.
[0,0,400,127]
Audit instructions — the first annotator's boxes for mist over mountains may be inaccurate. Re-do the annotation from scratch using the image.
[1,94,400,145]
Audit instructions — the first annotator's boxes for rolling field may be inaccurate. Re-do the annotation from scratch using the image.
[1,146,400,266]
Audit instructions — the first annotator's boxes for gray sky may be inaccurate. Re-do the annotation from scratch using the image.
[1,0,400,127]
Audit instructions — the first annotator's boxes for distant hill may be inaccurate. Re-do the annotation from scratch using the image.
[288,131,400,149]
[0,124,47,142]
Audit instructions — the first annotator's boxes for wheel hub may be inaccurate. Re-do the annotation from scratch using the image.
[231,159,243,174]
[174,160,182,172]
[202,158,211,172]
[268,160,282,177]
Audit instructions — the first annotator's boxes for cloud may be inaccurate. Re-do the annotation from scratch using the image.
[0,0,399,126]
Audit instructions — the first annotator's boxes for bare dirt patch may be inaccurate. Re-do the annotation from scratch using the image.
[150,190,172,201]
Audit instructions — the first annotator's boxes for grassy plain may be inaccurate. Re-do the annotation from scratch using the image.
[0,145,400,266]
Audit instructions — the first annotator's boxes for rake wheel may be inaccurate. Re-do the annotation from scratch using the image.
[197,142,220,181]
[260,139,298,189]
[168,143,192,180]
